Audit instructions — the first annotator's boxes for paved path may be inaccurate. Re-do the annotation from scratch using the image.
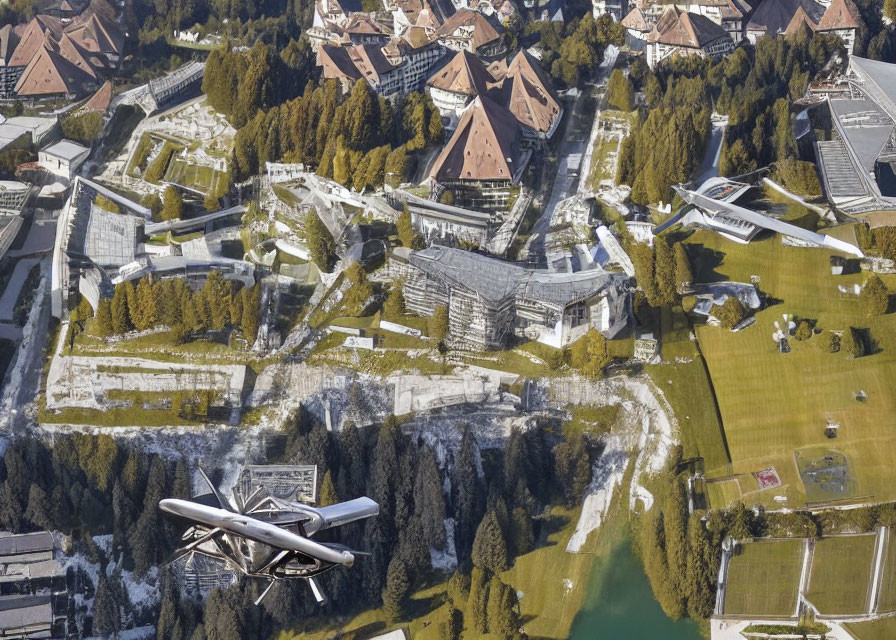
[0,258,40,321]
[524,46,619,265]
[694,118,727,186]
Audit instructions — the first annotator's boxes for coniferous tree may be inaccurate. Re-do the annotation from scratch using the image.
[24,483,52,530]
[467,567,490,634]
[134,277,157,331]
[607,68,634,111]
[553,431,591,507]
[472,509,510,574]
[382,557,410,622]
[414,445,446,550]
[319,470,338,506]
[397,203,414,248]
[304,209,336,271]
[674,242,693,293]
[454,425,484,563]
[487,577,522,640]
[685,512,716,619]
[240,286,260,344]
[162,186,183,222]
[654,236,678,306]
[94,575,120,638]
[383,279,406,319]
[94,299,113,337]
[662,476,688,618]
[428,306,449,345]
[110,284,131,335]
[861,274,889,315]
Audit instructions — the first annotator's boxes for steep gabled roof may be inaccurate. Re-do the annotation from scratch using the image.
[430,94,521,182]
[497,49,560,134]
[344,13,389,36]
[82,79,112,112]
[747,0,824,36]
[0,25,20,65]
[15,44,96,96]
[427,49,494,96]
[649,10,729,48]
[815,0,862,31]
[347,43,397,80]
[64,12,124,57]
[57,32,97,78]
[621,7,651,32]
[647,6,682,42]
[9,20,54,68]
[784,5,818,35]
[435,9,503,51]
[319,45,364,81]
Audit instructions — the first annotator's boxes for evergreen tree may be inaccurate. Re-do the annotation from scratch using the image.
[319,470,338,506]
[861,274,889,315]
[383,279,406,319]
[134,277,157,331]
[428,305,449,345]
[487,577,521,640]
[382,557,411,622]
[162,186,183,221]
[440,603,463,640]
[654,236,677,306]
[94,575,120,638]
[728,501,756,540]
[384,146,408,187]
[397,203,414,248]
[472,509,510,574]
[685,513,715,619]
[304,209,336,271]
[111,284,131,335]
[95,299,113,337]
[674,242,693,293]
[454,425,484,563]
[842,327,865,358]
[240,286,260,344]
[467,567,490,634]
[553,432,591,507]
[414,445,447,550]
[662,476,688,618]
[607,68,635,111]
[24,483,52,530]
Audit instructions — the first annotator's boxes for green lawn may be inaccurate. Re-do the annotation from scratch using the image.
[845,617,896,640]
[807,535,876,615]
[875,531,896,613]
[723,539,804,616]
[687,229,896,507]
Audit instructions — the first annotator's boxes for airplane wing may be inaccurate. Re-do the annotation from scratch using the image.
[677,188,864,258]
[316,497,380,530]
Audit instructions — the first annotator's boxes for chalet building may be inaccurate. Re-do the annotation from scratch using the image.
[745,0,824,43]
[0,8,123,99]
[492,49,562,142]
[321,33,446,98]
[434,9,506,58]
[428,95,530,211]
[646,7,734,68]
[814,0,863,56]
[404,245,632,350]
[426,49,495,127]
[621,7,653,50]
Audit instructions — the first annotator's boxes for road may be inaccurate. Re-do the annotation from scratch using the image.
[694,117,728,186]
[524,45,619,266]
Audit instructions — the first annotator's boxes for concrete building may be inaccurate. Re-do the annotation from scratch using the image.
[814,56,896,214]
[38,138,89,180]
[0,532,67,639]
[404,245,631,350]
[144,60,205,114]
[51,176,255,318]
[0,181,30,215]
[491,49,562,142]
[429,94,531,211]
[646,7,734,68]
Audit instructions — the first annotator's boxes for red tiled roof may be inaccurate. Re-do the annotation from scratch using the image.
[15,44,95,96]
[427,49,494,96]
[815,0,862,31]
[82,79,112,112]
[784,5,818,35]
[435,9,502,51]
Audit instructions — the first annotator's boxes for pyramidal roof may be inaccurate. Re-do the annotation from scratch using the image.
[82,79,113,112]
[435,9,502,50]
[621,7,650,32]
[58,32,97,78]
[430,94,521,182]
[747,0,824,36]
[816,0,862,31]
[784,5,817,35]
[9,19,54,68]
[15,44,95,96]
[499,50,560,134]
[427,49,494,96]
[649,10,729,48]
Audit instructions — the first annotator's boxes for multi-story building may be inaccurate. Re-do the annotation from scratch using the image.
[404,245,632,350]
[814,0,862,56]
[434,9,506,58]
[646,7,734,68]
[426,49,495,127]
[429,94,531,211]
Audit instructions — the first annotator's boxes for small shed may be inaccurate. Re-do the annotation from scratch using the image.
[38,139,89,181]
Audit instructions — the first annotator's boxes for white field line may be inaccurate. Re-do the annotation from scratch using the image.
[868,526,889,615]
[796,538,814,617]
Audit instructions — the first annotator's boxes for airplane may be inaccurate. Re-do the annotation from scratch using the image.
[159,466,379,605]
[654,179,864,258]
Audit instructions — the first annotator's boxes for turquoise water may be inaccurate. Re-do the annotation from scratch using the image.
[568,537,703,640]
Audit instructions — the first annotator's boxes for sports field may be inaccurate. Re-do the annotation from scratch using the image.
[687,228,896,508]
[807,534,876,615]
[874,531,896,613]
[845,616,896,640]
[723,539,804,616]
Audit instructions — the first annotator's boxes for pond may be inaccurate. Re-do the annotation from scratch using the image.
[568,536,703,640]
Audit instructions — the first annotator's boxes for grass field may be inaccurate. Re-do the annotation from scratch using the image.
[807,535,876,615]
[723,539,804,616]
[687,229,896,507]
[875,532,896,612]
[845,617,896,640]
